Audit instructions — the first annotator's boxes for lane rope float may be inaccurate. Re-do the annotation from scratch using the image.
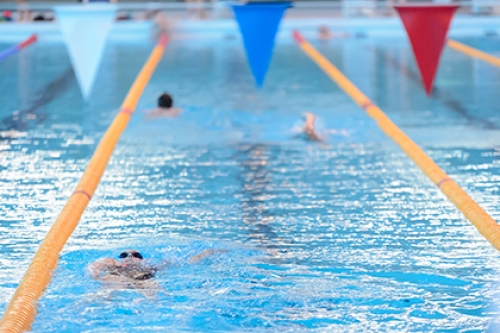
[448,39,500,68]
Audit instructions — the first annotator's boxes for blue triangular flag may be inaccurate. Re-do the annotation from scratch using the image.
[231,2,291,88]
[55,4,116,100]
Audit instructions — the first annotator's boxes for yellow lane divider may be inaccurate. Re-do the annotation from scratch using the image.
[0,35,169,333]
[293,30,500,250]
[448,39,500,68]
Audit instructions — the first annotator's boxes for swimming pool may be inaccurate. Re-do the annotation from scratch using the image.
[1,29,500,332]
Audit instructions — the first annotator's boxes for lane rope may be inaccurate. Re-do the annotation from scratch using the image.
[0,35,169,333]
[292,30,500,251]
[0,34,37,62]
[448,39,500,68]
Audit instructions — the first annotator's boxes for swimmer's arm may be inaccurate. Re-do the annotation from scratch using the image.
[154,259,174,271]
[188,249,228,263]
[87,258,119,279]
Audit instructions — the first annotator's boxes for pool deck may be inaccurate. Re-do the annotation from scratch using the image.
[0,15,498,43]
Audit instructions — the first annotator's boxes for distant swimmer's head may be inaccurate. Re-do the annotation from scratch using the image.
[318,25,329,34]
[118,250,144,262]
[158,93,173,109]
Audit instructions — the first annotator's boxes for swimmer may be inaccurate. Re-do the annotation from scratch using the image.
[293,112,349,146]
[88,250,158,283]
[146,93,182,119]
[87,250,161,298]
[88,248,227,293]
[303,112,323,142]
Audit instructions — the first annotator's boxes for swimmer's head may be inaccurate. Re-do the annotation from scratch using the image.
[319,25,329,33]
[158,93,173,109]
[118,250,144,262]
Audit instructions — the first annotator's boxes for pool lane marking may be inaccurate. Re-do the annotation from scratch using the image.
[0,35,169,333]
[292,30,500,251]
[448,39,500,68]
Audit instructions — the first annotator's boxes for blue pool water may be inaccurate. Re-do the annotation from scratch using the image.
[1,33,500,332]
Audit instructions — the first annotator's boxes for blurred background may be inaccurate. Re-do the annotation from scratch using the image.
[0,0,498,24]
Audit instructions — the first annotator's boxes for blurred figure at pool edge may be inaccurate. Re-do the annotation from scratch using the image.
[186,0,207,19]
[2,11,12,22]
[149,10,171,40]
[146,92,182,119]
[318,25,333,40]
[16,0,30,22]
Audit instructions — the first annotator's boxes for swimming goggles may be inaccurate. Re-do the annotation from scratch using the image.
[118,251,144,259]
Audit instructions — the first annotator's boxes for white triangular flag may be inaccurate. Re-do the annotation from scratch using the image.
[55,4,116,100]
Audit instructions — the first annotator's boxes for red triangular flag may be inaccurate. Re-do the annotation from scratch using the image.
[395,5,458,95]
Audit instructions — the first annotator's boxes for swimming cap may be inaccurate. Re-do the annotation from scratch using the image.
[158,93,173,108]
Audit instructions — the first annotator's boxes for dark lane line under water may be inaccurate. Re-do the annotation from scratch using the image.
[236,144,280,250]
[0,67,75,132]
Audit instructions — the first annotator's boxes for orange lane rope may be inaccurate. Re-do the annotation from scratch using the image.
[0,35,169,333]
[293,30,500,251]
[448,39,500,68]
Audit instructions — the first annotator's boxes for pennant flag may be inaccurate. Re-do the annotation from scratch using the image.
[55,4,116,100]
[395,5,458,95]
[231,2,291,88]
